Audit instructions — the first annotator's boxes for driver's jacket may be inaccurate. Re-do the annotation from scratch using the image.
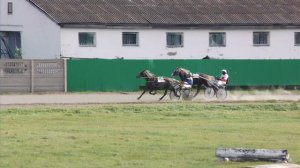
[180,73,193,86]
[219,74,229,83]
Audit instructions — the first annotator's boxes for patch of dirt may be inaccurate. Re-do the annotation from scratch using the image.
[0,91,299,107]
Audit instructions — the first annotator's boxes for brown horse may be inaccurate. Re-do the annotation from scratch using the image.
[136,70,181,100]
[171,67,216,98]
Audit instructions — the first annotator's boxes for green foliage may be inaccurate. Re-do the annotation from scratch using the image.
[14,47,22,59]
[1,103,300,168]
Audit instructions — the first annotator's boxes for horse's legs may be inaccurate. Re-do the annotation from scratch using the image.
[193,85,201,97]
[137,90,147,100]
[159,89,168,100]
[149,90,157,95]
[173,89,180,97]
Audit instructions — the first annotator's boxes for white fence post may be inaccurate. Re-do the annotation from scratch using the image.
[64,58,67,92]
[31,60,34,93]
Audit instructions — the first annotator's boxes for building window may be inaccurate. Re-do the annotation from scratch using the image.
[8,2,13,14]
[209,32,226,47]
[295,32,300,46]
[79,32,96,47]
[167,32,183,47]
[123,32,139,46]
[253,32,270,46]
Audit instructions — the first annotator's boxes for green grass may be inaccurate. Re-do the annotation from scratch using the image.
[1,102,300,168]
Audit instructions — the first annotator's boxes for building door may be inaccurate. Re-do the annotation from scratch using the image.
[0,31,21,59]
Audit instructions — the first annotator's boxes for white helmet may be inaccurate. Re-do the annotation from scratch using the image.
[221,69,227,74]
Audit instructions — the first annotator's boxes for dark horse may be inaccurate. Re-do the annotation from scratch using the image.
[171,67,216,98]
[136,70,181,100]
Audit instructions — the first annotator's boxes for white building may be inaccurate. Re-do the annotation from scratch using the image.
[1,0,300,59]
[0,0,60,59]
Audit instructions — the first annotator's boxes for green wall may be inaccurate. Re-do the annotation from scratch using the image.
[67,59,300,92]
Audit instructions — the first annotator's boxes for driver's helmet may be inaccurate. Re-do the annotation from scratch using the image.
[221,69,227,74]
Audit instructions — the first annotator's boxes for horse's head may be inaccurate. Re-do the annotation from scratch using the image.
[172,67,190,77]
[136,70,155,79]
[171,67,181,77]
[136,70,147,78]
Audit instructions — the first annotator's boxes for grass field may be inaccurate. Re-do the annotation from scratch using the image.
[1,102,300,168]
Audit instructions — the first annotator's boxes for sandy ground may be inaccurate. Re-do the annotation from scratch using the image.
[0,91,299,106]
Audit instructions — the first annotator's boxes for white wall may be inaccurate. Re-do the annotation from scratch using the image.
[0,0,60,59]
[61,28,300,59]
[0,1,299,60]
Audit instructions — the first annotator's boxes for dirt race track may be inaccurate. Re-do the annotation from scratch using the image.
[0,90,299,106]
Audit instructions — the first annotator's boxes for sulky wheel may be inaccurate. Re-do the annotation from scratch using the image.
[182,88,195,100]
[169,89,181,100]
[216,88,227,100]
[204,87,215,99]
[182,89,191,100]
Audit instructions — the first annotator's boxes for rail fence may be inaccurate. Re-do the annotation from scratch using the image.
[1,59,299,92]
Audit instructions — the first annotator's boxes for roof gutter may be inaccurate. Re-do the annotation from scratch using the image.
[59,23,300,30]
